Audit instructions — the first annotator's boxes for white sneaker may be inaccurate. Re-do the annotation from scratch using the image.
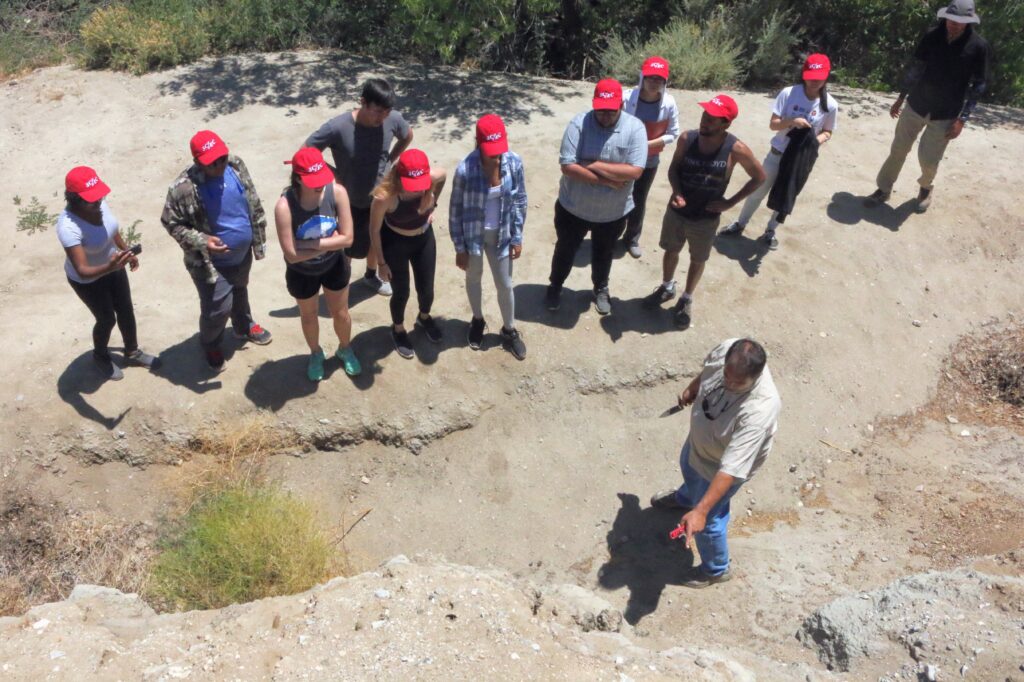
[719,221,745,236]
[365,273,392,297]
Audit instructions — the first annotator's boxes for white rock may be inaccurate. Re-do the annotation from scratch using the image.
[915,485,925,492]
[960,429,971,437]
[374,589,391,600]
[48,651,64,660]
[31,619,49,631]
[946,415,959,424]
[360,476,370,484]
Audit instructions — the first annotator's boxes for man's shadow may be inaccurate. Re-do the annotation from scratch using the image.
[713,232,768,278]
[514,283,591,331]
[598,296,678,342]
[597,492,693,625]
[827,191,917,232]
[56,351,133,430]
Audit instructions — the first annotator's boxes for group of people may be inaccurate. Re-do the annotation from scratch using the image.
[56,0,990,587]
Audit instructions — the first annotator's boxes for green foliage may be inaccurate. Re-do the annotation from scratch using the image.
[15,197,58,235]
[81,4,208,74]
[0,0,104,77]
[149,485,335,611]
[121,220,143,246]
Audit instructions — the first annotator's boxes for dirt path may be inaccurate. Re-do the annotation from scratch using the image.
[2,52,1023,678]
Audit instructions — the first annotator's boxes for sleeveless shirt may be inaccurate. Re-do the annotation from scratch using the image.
[671,132,737,221]
[284,184,339,276]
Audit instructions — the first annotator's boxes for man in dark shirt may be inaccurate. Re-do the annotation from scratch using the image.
[866,0,991,213]
[306,79,414,296]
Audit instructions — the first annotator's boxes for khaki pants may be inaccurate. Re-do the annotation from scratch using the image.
[876,104,952,193]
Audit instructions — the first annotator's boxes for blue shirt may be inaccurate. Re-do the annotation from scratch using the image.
[449,150,527,258]
[557,111,648,223]
[198,166,253,266]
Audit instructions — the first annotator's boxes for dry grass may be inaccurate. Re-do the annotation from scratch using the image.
[0,485,154,616]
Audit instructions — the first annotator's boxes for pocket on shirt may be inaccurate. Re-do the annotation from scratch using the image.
[604,145,630,164]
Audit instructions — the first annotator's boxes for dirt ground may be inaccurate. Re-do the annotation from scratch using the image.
[2,51,1024,678]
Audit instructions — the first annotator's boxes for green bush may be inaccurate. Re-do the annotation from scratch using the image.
[149,485,336,611]
[602,17,744,90]
[80,4,208,74]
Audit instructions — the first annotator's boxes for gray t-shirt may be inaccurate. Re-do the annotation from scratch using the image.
[56,201,119,284]
[557,110,647,223]
[305,110,411,209]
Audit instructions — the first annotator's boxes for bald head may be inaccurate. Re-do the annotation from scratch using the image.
[725,338,767,382]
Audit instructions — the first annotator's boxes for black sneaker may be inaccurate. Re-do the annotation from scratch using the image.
[500,326,527,360]
[915,187,932,213]
[863,188,891,207]
[544,285,561,311]
[205,349,226,373]
[391,327,415,359]
[673,297,693,330]
[415,315,443,344]
[93,352,124,381]
[468,317,486,350]
[761,230,779,250]
[643,281,676,309]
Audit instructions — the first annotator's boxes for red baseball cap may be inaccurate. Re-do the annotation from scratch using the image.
[476,114,509,157]
[802,53,831,80]
[189,130,229,165]
[65,166,111,202]
[592,78,623,111]
[699,94,739,122]
[642,56,670,80]
[285,147,334,188]
[396,149,432,192]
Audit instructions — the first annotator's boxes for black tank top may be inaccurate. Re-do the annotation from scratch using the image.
[385,195,432,231]
[671,132,737,221]
[284,184,340,276]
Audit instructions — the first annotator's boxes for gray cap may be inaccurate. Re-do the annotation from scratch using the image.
[937,0,981,24]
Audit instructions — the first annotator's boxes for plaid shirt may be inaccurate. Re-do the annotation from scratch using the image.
[160,155,267,283]
[448,150,527,257]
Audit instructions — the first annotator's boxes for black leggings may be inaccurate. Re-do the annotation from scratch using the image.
[381,225,436,326]
[68,269,138,358]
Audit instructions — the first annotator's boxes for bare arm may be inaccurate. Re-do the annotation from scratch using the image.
[680,471,736,549]
[389,127,414,163]
[678,374,701,407]
[587,160,644,182]
[369,195,391,280]
[275,197,332,264]
[64,244,132,279]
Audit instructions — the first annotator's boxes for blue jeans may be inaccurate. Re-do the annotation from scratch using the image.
[673,440,743,576]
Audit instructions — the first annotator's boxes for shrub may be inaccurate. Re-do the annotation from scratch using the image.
[15,196,58,235]
[601,17,744,90]
[148,484,336,611]
[80,4,208,74]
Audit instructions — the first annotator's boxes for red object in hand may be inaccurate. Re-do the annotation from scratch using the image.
[669,524,687,540]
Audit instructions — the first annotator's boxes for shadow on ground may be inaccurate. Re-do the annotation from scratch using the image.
[158,52,578,140]
[56,352,133,430]
[597,493,693,625]
[598,296,678,342]
[714,232,769,278]
[514,283,592,331]
[827,191,916,232]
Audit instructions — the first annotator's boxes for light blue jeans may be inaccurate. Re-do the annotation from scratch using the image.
[673,440,744,576]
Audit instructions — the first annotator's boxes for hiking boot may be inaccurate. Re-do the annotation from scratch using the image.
[593,287,612,315]
[761,229,779,250]
[674,297,693,330]
[307,348,326,382]
[93,352,124,381]
[500,326,527,361]
[364,271,392,297]
[391,326,415,359]
[644,281,676,309]
[205,349,226,373]
[468,317,486,350]
[234,323,272,345]
[124,348,160,369]
[544,285,562,311]
[336,346,361,377]
[415,315,443,343]
[863,189,891,207]
[650,489,691,511]
[682,567,733,589]
[915,187,932,213]
[628,243,642,259]
[719,220,746,236]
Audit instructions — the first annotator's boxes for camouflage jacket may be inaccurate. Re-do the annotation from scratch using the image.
[160,155,267,283]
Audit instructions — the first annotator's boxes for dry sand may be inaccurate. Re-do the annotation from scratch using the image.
[2,51,1024,679]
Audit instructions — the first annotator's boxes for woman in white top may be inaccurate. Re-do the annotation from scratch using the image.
[721,54,838,250]
[57,166,158,380]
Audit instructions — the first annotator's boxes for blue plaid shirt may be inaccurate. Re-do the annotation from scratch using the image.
[449,150,527,257]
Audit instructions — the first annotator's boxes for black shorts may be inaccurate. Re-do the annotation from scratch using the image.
[285,255,351,300]
[345,204,372,259]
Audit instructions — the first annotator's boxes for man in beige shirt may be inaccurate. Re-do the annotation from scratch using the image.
[652,338,781,587]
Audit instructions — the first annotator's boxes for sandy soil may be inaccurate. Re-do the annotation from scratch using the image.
[2,51,1023,678]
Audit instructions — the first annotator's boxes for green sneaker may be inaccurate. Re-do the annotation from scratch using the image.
[307,349,326,382]
[336,346,362,377]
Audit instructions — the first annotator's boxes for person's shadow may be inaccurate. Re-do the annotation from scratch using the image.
[56,351,133,430]
[514,283,591,331]
[149,334,227,394]
[827,191,917,232]
[713,232,768,278]
[597,492,693,625]
[598,296,677,342]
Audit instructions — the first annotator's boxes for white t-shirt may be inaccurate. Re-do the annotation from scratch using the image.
[56,201,120,284]
[688,339,782,481]
[770,85,839,153]
[483,185,501,231]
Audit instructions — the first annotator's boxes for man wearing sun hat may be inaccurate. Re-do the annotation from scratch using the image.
[546,78,648,316]
[161,130,272,373]
[866,0,991,213]
[644,95,765,330]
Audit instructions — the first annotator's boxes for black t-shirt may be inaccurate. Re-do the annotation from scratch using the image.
[906,24,990,120]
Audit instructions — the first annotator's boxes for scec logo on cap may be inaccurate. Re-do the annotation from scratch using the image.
[306,162,324,173]
[598,92,615,99]
[85,177,99,188]
[650,61,665,69]
[406,169,426,178]
[712,97,724,106]
[201,139,216,152]
[484,133,503,142]
[807,63,824,70]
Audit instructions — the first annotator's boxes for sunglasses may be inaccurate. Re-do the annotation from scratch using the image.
[701,384,735,421]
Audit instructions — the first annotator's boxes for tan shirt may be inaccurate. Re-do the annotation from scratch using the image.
[688,339,781,481]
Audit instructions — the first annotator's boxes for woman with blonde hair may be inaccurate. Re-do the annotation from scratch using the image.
[369,149,446,359]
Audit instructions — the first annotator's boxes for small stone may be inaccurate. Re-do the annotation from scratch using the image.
[374,589,391,599]
[959,429,971,437]
[789,464,798,473]
[924,663,937,681]
[961,663,970,676]
[694,654,711,668]
[370,620,386,630]
[49,651,65,660]
[819,331,827,338]
[360,476,370,484]
[912,320,922,327]
[916,485,925,492]
[946,415,959,424]
[531,643,541,652]
[31,619,49,631]
[318,418,330,424]
[510,653,520,660]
